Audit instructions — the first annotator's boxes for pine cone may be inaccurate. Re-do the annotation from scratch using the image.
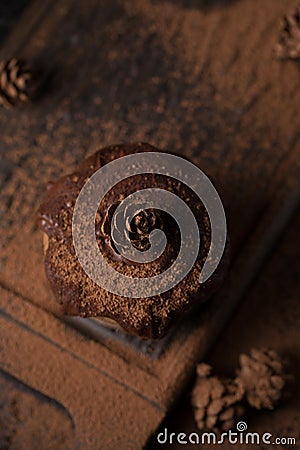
[237,348,286,410]
[0,58,39,107]
[100,201,165,252]
[191,363,245,432]
[274,4,300,60]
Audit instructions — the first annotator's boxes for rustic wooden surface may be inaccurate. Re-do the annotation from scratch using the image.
[0,0,299,448]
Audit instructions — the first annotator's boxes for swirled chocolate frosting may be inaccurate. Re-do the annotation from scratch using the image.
[35,143,228,339]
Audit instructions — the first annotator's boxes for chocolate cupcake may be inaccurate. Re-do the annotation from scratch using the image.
[36,143,228,339]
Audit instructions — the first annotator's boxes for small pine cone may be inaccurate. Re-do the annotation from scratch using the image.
[0,58,39,107]
[100,201,165,252]
[237,348,287,410]
[274,4,300,60]
[126,208,164,251]
[191,363,245,432]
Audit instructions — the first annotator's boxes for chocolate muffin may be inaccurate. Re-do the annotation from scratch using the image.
[35,143,228,339]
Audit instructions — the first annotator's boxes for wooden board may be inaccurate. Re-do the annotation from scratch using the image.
[0,0,299,447]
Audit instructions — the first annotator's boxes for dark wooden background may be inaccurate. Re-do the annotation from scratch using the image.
[0,0,299,448]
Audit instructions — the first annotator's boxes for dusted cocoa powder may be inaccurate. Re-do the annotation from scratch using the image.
[36,143,228,339]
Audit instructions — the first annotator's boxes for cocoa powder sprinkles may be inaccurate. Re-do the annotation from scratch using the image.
[36,143,229,339]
